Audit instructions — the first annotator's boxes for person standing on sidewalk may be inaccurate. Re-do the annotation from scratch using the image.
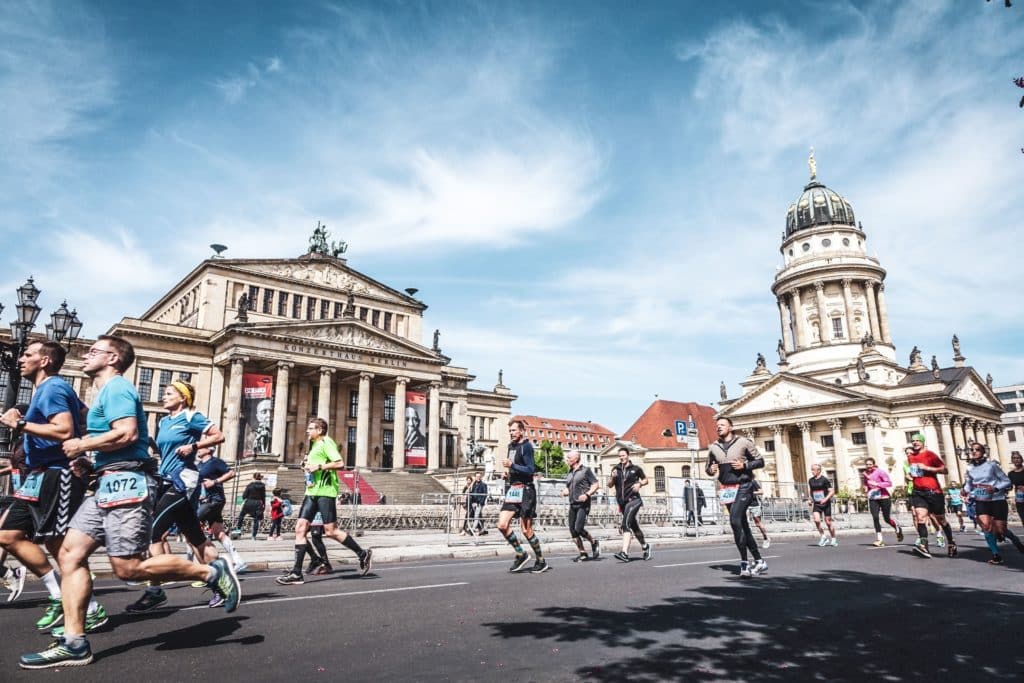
[706,417,767,577]
[235,473,266,540]
[561,450,600,562]
[808,464,838,547]
[862,457,903,547]
[468,472,488,535]
[268,489,285,540]
[609,447,651,562]
[276,418,372,585]
[496,419,548,574]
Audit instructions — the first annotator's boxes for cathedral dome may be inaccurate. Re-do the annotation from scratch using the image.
[785,180,856,236]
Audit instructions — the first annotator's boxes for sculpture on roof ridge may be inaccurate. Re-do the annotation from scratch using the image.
[309,221,348,258]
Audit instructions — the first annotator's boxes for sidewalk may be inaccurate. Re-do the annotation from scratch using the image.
[74,512,890,577]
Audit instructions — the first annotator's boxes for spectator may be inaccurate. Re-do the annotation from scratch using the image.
[268,489,284,540]
[468,472,489,535]
[235,472,266,540]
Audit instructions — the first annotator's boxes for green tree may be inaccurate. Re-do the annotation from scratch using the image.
[536,439,568,477]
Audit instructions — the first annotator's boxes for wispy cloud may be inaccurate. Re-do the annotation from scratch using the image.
[213,56,282,103]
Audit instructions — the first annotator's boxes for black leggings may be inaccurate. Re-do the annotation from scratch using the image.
[152,487,206,547]
[568,505,593,540]
[620,498,645,545]
[728,486,761,562]
[869,498,897,533]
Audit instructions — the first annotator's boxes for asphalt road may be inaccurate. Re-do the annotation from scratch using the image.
[2,529,1022,682]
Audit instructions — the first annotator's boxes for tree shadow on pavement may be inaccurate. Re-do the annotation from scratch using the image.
[95,616,263,661]
[485,571,1024,682]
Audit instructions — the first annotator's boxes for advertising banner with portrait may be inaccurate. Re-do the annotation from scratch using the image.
[404,390,428,467]
[242,373,274,457]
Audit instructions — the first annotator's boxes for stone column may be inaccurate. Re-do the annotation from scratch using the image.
[427,381,441,471]
[813,281,829,344]
[827,418,851,491]
[798,421,816,478]
[790,287,806,349]
[770,424,795,497]
[355,372,373,469]
[995,426,1012,468]
[863,280,882,341]
[317,367,334,420]
[858,414,881,479]
[981,423,1000,467]
[876,282,892,344]
[393,377,408,470]
[937,414,957,482]
[841,278,857,341]
[221,357,247,463]
[272,362,293,463]
[968,419,981,448]
[778,296,794,353]
[921,415,940,458]
[950,417,967,483]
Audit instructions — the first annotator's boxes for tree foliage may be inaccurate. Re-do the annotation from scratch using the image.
[536,439,568,477]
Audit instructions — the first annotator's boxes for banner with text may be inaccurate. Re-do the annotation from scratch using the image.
[242,373,274,457]
[404,390,427,467]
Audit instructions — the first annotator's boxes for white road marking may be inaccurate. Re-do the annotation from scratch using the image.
[183,581,469,609]
[655,555,780,568]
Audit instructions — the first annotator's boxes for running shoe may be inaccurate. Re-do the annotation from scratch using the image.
[762,538,771,549]
[3,566,26,602]
[359,548,374,576]
[912,540,932,558]
[947,543,958,558]
[19,638,93,669]
[830,537,839,547]
[750,559,768,576]
[572,553,589,563]
[872,540,885,547]
[275,572,305,585]
[613,551,631,563]
[935,534,945,548]
[208,558,241,611]
[642,544,653,561]
[36,597,64,631]
[988,554,1004,565]
[125,588,167,613]
[959,526,966,533]
[234,561,249,574]
[895,526,904,543]
[509,553,530,573]
[191,580,208,588]
[208,594,225,608]
[50,606,109,637]
[591,539,601,559]
[314,564,333,575]
[529,560,550,574]
[739,561,751,577]
[817,536,829,547]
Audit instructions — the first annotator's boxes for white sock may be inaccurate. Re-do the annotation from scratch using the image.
[42,569,61,600]
[87,598,98,614]
[876,532,883,542]
[232,550,245,565]
[220,536,237,554]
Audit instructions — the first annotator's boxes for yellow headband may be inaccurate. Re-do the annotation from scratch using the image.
[171,381,194,407]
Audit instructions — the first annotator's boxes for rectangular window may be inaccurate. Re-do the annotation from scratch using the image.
[904,431,918,443]
[262,288,274,314]
[383,393,395,422]
[346,426,357,467]
[383,311,392,332]
[334,301,343,318]
[821,434,835,448]
[178,371,192,384]
[292,295,303,318]
[321,300,330,319]
[247,285,258,310]
[654,466,666,493]
[137,367,154,403]
[359,307,368,321]
[348,390,358,419]
[306,297,317,320]
[311,383,319,418]
[157,369,173,401]
[278,291,289,316]
[763,439,775,452]
[1009,430,1017,443]
[851,431,867,445]
[441,402,453,428]
[383,429,394,448]
[831,317,844,339]
[372,309,380,327]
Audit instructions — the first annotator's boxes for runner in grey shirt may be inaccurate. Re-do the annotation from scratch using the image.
[561,450,601,562]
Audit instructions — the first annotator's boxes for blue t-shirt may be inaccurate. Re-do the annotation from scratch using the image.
[23,377,84,469]
[156,410,211,491]
[948,488,962,505]
[198,456,230,503]
[87,375,150,469]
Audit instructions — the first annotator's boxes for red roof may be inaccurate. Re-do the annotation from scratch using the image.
[618,400,718,450]
[512,414,616,446]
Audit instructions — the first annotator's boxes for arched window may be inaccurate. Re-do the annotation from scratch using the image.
[654,466,666,493]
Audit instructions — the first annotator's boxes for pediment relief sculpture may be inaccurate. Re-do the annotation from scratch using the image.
[290,326,407,353]
[256,264,387,297]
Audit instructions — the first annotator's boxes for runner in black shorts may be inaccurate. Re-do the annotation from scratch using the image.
[609,447,651,562]
[194,449,246,581]
[963,443,1023,565]
[808,464,837,547]
[906,433,956,558]
[1009,453,1024,536]
[561,450,600,562]
[497,419,548,573]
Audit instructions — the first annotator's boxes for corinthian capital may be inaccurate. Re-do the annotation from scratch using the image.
[797,421,812,433]
[826,418,843,431]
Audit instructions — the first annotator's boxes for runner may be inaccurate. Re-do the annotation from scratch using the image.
[194,448,246,571]
[748,479,770,548]
[962,443,1024,565]
[496,418,548,574]
[305,512,331,575]
[1008,453,1024,536]
[276,418,373,585]
[19,335,239,669]
[706,417,767,577]
[807,464,837,547]
[0,406,30,602]
[906,433,957,559]
[862,457,903,547]
[0,341,107,631]
[560,450,600,562]
[609,447,651,562]
[946,481,966,533]
[127,381,226,613]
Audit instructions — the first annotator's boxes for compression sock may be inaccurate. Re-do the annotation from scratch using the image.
[984,532,1000,555]
[341,535,364,555]
[292,544,308,574]
[634,528,646,546]
[41,569,62,600]
[502,529,525,555]
[941,523,955,544]
[916,523,929,541]
[525,534,544,560]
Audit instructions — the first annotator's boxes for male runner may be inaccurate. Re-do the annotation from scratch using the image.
[276,418,372,584]
[560,450,600,562]
[0,341,107,631]
[609,447,651,562]
[906,433,957,558]
[706,417,767,577]
[496,419,548,573]
[748,479,771,548]
[808,464,837,547]
[19,335,239,669]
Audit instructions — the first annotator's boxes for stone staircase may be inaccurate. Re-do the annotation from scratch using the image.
[264,467,450,506]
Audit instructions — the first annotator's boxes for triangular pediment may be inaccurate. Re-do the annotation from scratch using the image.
[232,319,441,361]
[950,374,1002,410]
[723,373,866,417]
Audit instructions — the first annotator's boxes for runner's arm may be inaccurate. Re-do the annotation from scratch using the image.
[17,410,75,442]
[63,415,139,457]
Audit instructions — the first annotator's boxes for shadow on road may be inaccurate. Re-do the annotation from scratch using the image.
[95,616,263,661]
[485,571,1024,681]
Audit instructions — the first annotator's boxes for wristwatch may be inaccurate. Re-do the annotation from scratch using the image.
[190,443,199,454]
[16,418,26,429]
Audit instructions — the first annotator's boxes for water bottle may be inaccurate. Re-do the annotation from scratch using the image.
[304,469,314,487]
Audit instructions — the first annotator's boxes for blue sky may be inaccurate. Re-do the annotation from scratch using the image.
[2,0,1022,434]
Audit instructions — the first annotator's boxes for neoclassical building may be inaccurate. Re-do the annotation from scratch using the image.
[719,155,1007,496]
[74,248,516,470]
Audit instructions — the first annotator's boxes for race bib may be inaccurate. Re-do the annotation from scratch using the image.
[96,471,149,509]
[908,464,924,478]
[14,471,44,502]
[11,472,21,491]
[867,489,884,500]
[1015,490,1024,503]
[718,484,738,504]
[812,490,826,503]
[972,488,993,502]
[504,485,525,504]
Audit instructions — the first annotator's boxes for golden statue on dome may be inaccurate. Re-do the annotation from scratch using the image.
[808,147,817,181]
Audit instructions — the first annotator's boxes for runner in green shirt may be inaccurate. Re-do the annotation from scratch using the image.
[276,418,373,584]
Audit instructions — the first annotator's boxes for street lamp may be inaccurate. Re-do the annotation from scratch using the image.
[1,278,83,450]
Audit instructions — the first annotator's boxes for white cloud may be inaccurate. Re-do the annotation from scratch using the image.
[214,58,282,103]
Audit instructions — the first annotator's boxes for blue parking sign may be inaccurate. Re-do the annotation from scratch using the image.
[675,420,687,436]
